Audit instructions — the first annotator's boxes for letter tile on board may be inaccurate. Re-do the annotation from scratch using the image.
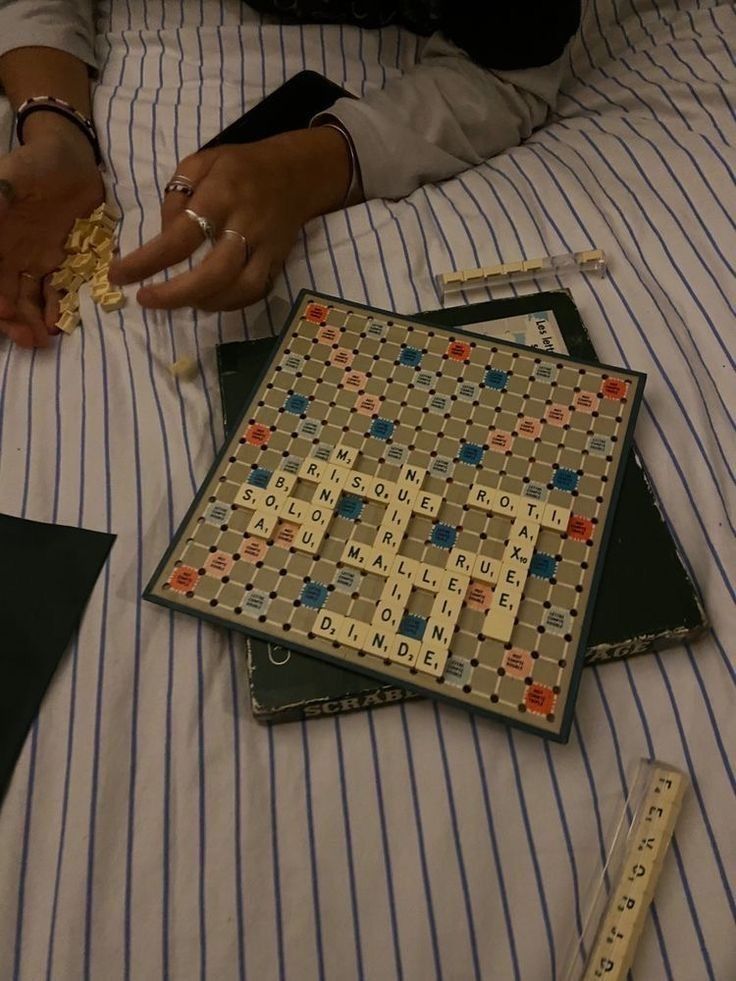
[417,644,449,678]
[498,563,526,593]
[447,548,477,574]
[376,526,402,552]
[341,541,371,569]
[330,444,359,469]
[483,608,516,644]
[298,458,325,483]
[234,484,264,509]
[389,635,421,668]
[398,464,426,488]
[366,549,392,578]
[438,569,471,597]
[413,491,442,518]
[260,491,283,514]
[471,554,500,585]
[381,576,412,608]
[372,601,403,631]
[337,617,369,650]
[542,502,571,532]
[363,628,392,659]
[270,472,297,497]
[381,504,412,532]
[305,504,332,529]
[431,592,463,622]
[424,618,453,651]
[413,562,441,593]
[294,524,325,554]
[278,497,307,523]
[247,510,278,539]
[314,610,344,641]
[494,589,521,617]
[509,518,540,545]
[467,483,495,512]
[391,484,419,508]
[504,539,534,571]
[346,470,370,496]
[313,483,339,508]
[491,488,520,519]
[323,465,350,490]
[392,555,419,582]
[365,475,395,504]
[520,500,544,522]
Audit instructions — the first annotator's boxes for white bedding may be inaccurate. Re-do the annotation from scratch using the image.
[1,1,734,978]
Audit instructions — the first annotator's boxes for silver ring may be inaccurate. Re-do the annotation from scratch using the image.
[164,178,194,198]
[169,173,194,189]
[221,228,249,260]
[184,208,216,242]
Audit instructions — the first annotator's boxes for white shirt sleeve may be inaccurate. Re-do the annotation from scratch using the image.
[313,32,568,202]
[0,0,96,69]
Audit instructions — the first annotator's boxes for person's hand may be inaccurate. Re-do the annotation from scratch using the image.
[109,128,351,312]
[0,116,104,348]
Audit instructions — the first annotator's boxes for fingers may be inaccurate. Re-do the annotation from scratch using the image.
[197,250,275,312]
[108,209,209,287]
[109,151,218,287]
[136,229,249,309]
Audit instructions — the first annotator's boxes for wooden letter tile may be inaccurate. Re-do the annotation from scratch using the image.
[330,444,359,469]
[314,610,344,641]
[482,608,516,644]
[388,635,421,668]
[416,644,449,678]
[337,617,369,650]
[471,554,500,585]
[246,510,278,539]
[298,458,325,483]
[278,497,306,523]
[542,502,571,532]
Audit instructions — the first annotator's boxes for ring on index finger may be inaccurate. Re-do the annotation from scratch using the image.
[164,174,195,196]
[183,208,217,243]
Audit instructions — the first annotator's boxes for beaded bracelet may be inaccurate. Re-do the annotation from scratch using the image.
[16,96,103,166]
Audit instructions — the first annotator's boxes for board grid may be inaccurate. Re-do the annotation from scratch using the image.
[145,292,645,740]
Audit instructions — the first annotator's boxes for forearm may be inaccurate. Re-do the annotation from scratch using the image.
[0,46,92,113]
[0,45,95,157]
[0,0,96,78]
[314,33,568,202]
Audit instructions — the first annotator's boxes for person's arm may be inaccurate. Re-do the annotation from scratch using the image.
[0,0,97,162]
[312,5,580,202]
[0,0,96,78]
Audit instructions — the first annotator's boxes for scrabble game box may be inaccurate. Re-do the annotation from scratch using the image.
[215,292,706,724]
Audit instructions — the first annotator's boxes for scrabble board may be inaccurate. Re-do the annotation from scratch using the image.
[145,292,645,740]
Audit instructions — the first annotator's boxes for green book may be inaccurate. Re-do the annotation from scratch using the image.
[216,291,706,723]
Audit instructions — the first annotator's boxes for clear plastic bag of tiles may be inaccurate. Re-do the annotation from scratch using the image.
[146,294,644,741]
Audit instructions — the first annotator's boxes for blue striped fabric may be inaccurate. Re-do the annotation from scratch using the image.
[0,0,734,978]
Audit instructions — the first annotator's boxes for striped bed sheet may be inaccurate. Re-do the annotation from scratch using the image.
[0,0,733,978]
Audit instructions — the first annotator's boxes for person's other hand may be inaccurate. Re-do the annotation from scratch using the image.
[108,128,351,312]
[0,117,104,348]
